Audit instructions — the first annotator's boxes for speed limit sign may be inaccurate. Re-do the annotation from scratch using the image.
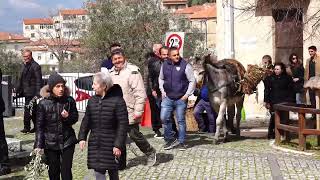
[165,32,185,57]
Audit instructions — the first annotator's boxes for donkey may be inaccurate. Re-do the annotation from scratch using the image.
[203,57,246,144]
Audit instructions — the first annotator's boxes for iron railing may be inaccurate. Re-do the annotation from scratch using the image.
[12,74,94,112]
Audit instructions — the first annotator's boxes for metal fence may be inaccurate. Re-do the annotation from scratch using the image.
[12,73,95,112]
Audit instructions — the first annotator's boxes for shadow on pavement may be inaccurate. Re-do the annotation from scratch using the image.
[0,175,25,180]
[186,135,213,148]
[154,153,174,166]
[126,153,174,169]
[20,140,34,145]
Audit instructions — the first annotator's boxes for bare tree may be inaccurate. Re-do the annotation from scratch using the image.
[85,0,205,72]
[31,11,87,72]
[227,0,320,40]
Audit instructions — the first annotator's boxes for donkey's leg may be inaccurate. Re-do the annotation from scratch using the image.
[235,97,245,137]
[213,102,226,144]
[227,104,236,134]
[222,112,229,143]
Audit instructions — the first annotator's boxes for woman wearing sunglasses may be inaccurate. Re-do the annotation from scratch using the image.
[288,53,305,104]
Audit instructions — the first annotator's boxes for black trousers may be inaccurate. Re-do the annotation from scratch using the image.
[268,109,288,137]
[128,124,155,155]
[0,115,9,167]
[44,145,75,180]
[24,96,36,130]
[309,89,316,108]
[147,95,162,132]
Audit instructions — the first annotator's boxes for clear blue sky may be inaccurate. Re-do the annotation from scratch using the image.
[0,0,84,33]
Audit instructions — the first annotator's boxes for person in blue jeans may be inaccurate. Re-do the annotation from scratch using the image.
[193,84,216,133]
[159,47,196,151]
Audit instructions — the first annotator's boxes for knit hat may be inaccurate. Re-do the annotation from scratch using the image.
[48,73,66,91]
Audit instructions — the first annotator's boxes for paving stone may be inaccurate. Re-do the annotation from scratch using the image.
[2,115,320,180]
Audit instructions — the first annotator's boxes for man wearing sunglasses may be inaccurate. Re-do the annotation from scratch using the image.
[159,47,196,151]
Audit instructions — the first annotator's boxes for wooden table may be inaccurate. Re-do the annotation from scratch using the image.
[273,103,320,151]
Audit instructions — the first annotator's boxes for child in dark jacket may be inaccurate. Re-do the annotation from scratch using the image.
[193,84,216,133]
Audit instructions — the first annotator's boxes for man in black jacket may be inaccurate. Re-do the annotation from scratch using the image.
[147,44,163,138]
[0,68,11,175]
[17,50,42,133]
[148,46,178,138]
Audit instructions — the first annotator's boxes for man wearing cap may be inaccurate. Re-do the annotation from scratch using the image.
[35,73,78,180]
[16,50,43,133]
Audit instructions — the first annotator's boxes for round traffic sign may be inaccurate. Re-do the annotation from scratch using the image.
[166,33,183,50]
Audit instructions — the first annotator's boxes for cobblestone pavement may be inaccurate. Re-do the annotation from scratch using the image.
[2,115,320,180]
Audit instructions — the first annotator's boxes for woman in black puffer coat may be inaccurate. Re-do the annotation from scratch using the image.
[78,72,128,180]
[35,74,78,180]
[264,62,294,139]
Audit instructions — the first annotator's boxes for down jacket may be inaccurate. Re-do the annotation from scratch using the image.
[78,84,128,170]
[264,73,294,105]
[35,85,78,150]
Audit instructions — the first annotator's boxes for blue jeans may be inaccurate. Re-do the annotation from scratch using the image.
[193,99,216,133]
[161,97,187,143]
[296,93,304,104]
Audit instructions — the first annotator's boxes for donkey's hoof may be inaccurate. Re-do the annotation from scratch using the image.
[236,130,241,137]
[223,137,229,143]
[212,139,218,145]
[230,128,237,135]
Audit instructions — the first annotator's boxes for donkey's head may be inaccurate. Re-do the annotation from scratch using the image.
[204,62,231,92]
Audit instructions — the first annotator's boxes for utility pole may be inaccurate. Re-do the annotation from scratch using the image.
[223,0,235,59]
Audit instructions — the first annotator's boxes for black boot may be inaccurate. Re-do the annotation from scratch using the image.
[0,166,11,176]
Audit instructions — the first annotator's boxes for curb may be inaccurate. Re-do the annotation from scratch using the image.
[269,140,314,156]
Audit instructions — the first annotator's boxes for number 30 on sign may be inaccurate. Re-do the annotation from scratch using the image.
[165,32,185,57]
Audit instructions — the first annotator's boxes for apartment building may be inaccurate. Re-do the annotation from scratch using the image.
[175,3,217,49]
[54,9,89,39]
[23,9,88,41]
[23,18,55,41]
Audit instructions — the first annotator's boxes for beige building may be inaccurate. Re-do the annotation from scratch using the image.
[0,32,30,54]
[216,0,320,117]
[24,39,84,72]
[175,3,217,49]
[162,0,188,11]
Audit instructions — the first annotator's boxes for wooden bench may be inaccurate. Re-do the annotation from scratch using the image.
[273,103,320,151]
